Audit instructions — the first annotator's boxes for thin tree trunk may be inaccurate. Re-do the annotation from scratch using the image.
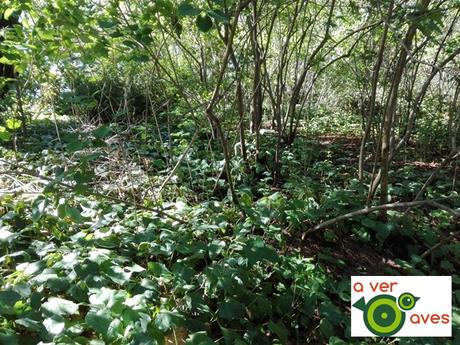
[358,1,393,181]
[236,79,247,161]
[378,0,431,219]
[250,0,263,160]
[368,45,460,201]
[448,80,460,153]
[205,0,254,213]
[285,0,336,144]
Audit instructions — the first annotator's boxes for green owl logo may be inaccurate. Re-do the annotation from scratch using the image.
[353,292,419,336]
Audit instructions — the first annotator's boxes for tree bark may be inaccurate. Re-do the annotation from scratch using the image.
[358,1,393,181]
[367,0,431,219]
[250,0,263,160]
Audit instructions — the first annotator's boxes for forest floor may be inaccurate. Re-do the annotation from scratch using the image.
[0,118,459,344]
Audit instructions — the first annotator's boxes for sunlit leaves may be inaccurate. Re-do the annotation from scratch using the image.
[57,203,84,223]
[0,227,17,243]
[154,311,184,332]
[43,315,66,335]
[42,297,79,316]
[241,237,279,266]
[85,309,112,334]
[0,126,11,141]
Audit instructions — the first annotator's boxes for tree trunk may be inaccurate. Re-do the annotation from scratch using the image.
[448,80,460,154]
[378,0,431,220]
[358,0,393,181]
[250,0,263,158]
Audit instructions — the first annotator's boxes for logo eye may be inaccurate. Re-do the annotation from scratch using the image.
[397,293,419,311]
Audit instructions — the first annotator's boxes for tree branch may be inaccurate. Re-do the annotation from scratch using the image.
[302,196,460,239]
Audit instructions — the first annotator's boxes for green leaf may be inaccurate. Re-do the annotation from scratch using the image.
[66,140,89,152]
[241,238,279,266]
[42,297,79,316]
[85,309,112,334]
[58,203,84,223]
[92,125,111,138]
[0,290,21,307]
[98,19,118,29]
[218,299,245,321]
[319,318,334,338]
[0,126,11,141]
[329,336,348,345]
[196,14,213,32]
[268,320,288,343]
[178,2,200,17]
[31,196,48,221]
[208,9,229,23]
[5,118,21,130]
[375,222,394,243]
[185,331,214,345]
[15,318,42,332]
[43,315,66,335]
[0,227,16,243]
[133,54,150,62]
[4,8,15,20]
[103,264,132,285]
[319,301,343,326]
[154,311,184,332]
[208,239,225,259]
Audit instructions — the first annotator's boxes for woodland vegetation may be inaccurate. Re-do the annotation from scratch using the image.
[0,0,460,344]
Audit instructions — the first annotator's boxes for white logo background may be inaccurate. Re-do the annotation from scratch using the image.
[351,276,451,337]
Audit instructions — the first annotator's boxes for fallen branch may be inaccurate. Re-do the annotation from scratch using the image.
[421,228,460,259]
[302,196,460,239]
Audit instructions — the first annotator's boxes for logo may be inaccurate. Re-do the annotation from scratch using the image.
[351,276,451,337]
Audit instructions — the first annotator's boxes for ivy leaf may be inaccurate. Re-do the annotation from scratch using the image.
[178,2,200,17]
[15,318,42,332]
[154,311,184,332]
[43,315,66,335]
[31,196,48,221]
[196,14,213,32]
[103,265,132,285]
[319,301,343,326]
[0,227,17,243]
[268,320,288,343]
[319,318,334,338]
[241,238,279,266]
[42,297,79,316]
[57,203,84,223]
[0,290,21,308]
[218,299,245,321]
[208,239,225,259]
[375,222,394,243]
[85,309,112,334]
